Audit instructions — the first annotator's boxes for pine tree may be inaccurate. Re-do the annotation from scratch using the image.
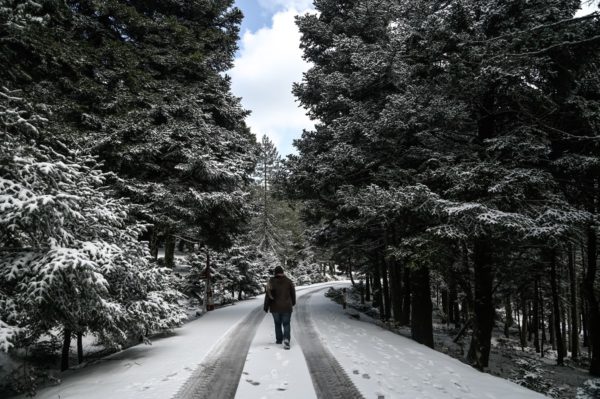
[254,135,282,253]
[0,88,185,369]
[289,0,600,373]
[0,0,257,263]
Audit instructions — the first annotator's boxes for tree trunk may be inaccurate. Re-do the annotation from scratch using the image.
[149,225,159,260]
[467,240,494,370]
[549,247,565,366]
[504,295,513,338]
[372,258,382,313]
[348,256,356,287]
[381,256,391,321]
[540,290,546,356]
[389,259,403,323]
[528,301,534,342]
[365,273,371,302]
[561,288,568,360]
[411,265,434,348]
[520,291,528,350]
[400,267,411,326]
[204,248,211,312]
[164,233,176,268]
[442,287,449,325]
[549,311,556,349]
[61,328,71,371]
[581,244,589,349]
[583,225,600,375]
[533,277,540,353]
[568,243,579,361]
[77,332,83,364]
[449,270,459,327]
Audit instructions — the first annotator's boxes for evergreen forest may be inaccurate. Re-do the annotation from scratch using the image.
[1,0,600,397]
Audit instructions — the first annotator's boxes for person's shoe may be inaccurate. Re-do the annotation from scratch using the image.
[283,339,290,350]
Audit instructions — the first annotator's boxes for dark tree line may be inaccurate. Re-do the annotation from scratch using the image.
[285,0,600,376]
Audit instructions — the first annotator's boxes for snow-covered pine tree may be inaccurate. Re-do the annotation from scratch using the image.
[0,89,185,370]
[253,135,282,253]
[0,0,257,266]
[392,0,598,370]
[289,0,600,374]
[247,134,306,269]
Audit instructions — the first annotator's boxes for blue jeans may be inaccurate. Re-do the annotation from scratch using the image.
[272,312,291,343]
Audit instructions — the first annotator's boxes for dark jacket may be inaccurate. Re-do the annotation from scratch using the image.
[263,275,296,313]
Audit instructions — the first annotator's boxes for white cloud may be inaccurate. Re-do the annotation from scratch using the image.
[257,0,315,12]
[230,7,315,155]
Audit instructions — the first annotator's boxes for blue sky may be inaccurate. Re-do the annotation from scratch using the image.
[235,0,275,33]
[230,1,315,156]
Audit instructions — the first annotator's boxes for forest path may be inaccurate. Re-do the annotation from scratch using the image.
[294,287,365,399]
[235,284,363,399]
[172,284,348,399]
[20,282,547,399]
[172,305,265,399]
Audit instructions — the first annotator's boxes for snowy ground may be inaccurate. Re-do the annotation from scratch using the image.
[308,288,546,399]
[16,282,547,399]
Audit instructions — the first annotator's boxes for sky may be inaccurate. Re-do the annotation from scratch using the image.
[230,0,316,156]
[230,0,599,156]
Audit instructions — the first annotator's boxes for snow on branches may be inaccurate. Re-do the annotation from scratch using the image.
[0,89,185,351]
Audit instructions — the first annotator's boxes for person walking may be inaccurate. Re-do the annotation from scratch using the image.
[263,266,296,349]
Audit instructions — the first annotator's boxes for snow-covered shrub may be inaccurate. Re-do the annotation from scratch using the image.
[0,89,186,353]
[289,260,328,285]
[324,287,344,304]
[577,379,600,399]
[181,243,270,307]
[509,358,553,396]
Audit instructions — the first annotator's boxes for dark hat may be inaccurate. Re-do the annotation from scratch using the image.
[274,266,284,275]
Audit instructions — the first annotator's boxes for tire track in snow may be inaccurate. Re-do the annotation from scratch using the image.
[295,288,365,399]
[172,306,265,399]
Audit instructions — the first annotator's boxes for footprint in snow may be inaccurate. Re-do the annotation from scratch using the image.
[246,378,260,386]
[434,384,446,391]
[353,370,360,375]
[161,372,178,382]
[243,371,249,375]
[452,381,470,393]
[362,373,370,379]
[276,382,289,391]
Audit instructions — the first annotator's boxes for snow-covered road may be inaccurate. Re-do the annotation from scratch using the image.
[23,282,547,399]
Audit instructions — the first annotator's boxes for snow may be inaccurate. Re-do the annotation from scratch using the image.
[20,298,263,399]
[235,309,315,398]
[20,283,547,399]
[308,286,547,399]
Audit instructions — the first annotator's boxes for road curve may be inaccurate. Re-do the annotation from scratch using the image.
[294,287,365,399]
[172,306,265,399]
